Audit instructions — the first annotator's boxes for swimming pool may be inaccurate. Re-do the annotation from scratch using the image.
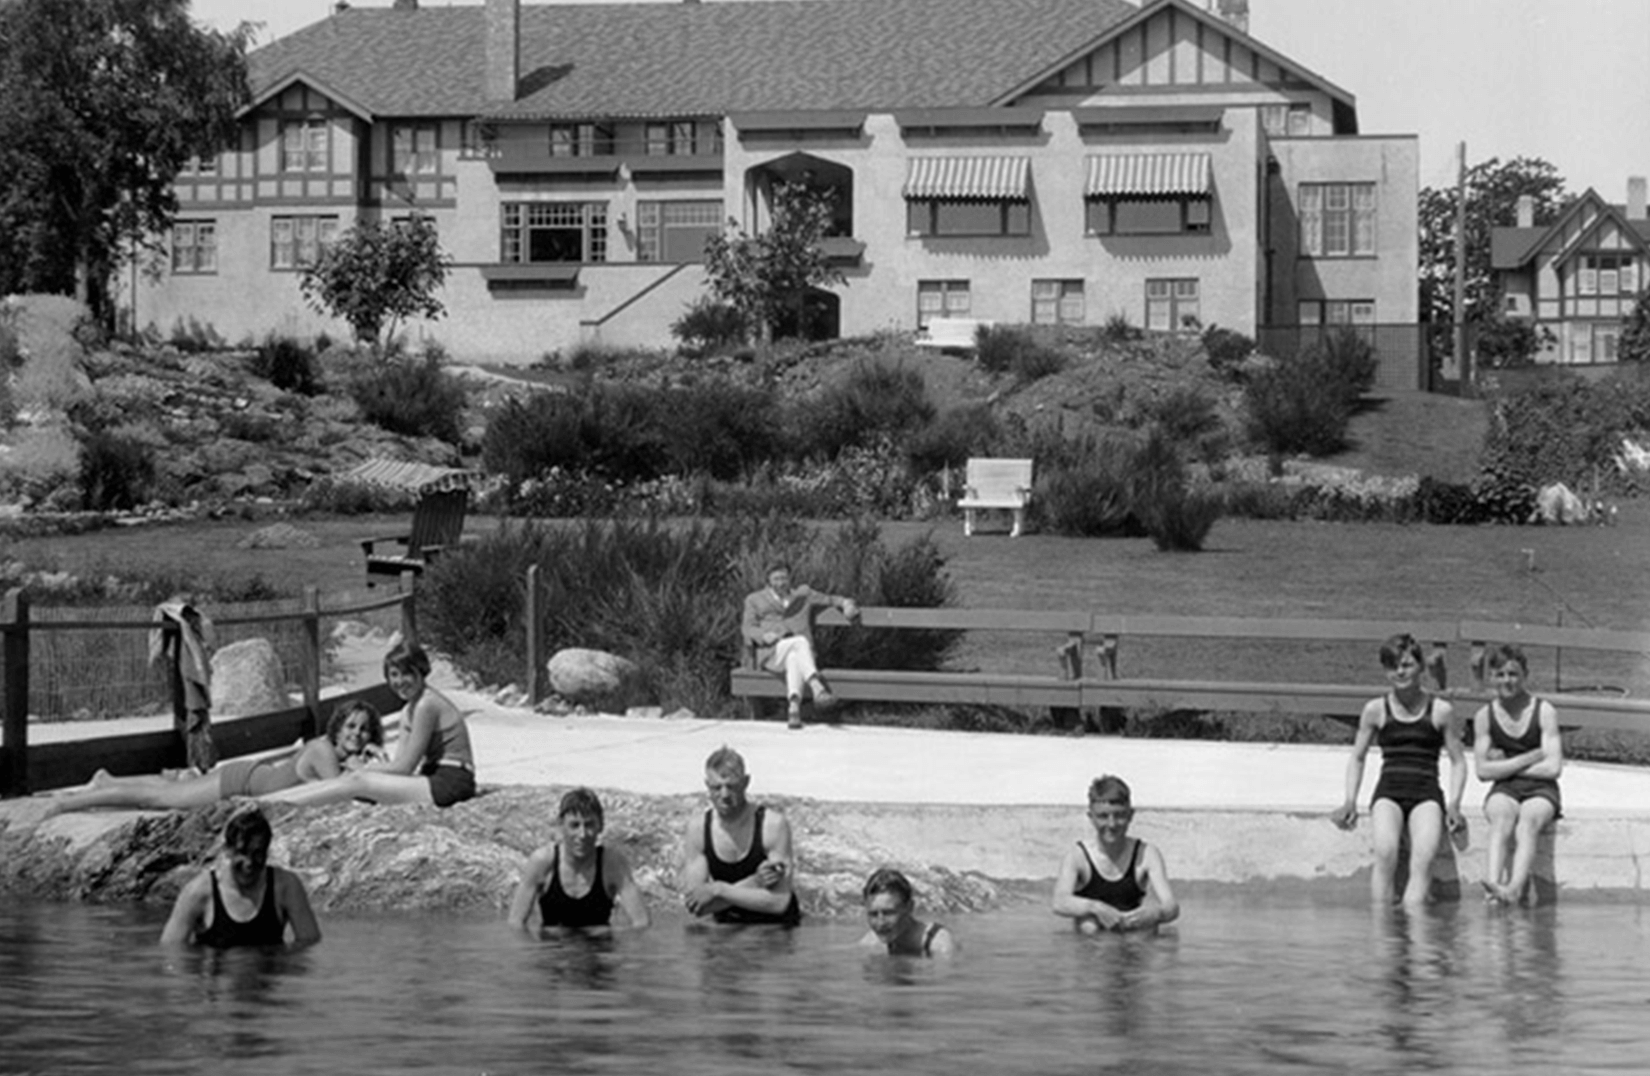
[2,893,1645,1075]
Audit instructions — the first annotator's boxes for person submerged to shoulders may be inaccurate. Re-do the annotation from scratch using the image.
[858,867,956,958]
[1052,775,1179,935]
[160,806,320,950]
[507,787,650,934]
[678,745,801,926]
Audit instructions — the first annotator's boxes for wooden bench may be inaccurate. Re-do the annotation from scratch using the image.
[958,457,1033,537]
[727,607,1650,732]
[363,486,471,584]
[915,317,993,351]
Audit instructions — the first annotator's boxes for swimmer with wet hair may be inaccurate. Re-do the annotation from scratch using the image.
[679,745,801,925]
[160,806,320,949]
[1332,633,1467,908]
[1472,644,1563,905]
[1052,775,1179,934]
[508,786,651,934]
[859,867,955,957]
[50,700,385,812]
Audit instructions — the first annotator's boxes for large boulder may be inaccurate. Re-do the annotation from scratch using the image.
[547,648,647,711]
[210,637,289,717]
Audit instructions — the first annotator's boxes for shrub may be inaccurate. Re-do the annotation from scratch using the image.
[1032,434,1137,537]
[252,334,322,395]
[1128,425,1221,552]
[1414,475,1484,525]
[904,405,1000,474]
[0,300,20,428]
[419,515,959,716]
[1475,316,1552,370]
[167,315,225,353]
[1201,324,1255,380]
[1319,327,1379,401]
[1102,312,1142,344]
[1244,335,1372,457]
[671,297,748,356]
[347,341,468,443]
[974,325,1065,381]
[791,359,934,461]
[1138,386,1228,463]
[77,430,156,510]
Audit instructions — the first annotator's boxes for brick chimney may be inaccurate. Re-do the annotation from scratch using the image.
[1516,194,1534,229]
[485,0,520,103]
[1629,176,1647,221]
[1211,0,1249,34]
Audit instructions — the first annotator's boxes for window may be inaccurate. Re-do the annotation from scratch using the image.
[1145,278,1199,332]
[1578,254,1638,296]
[180,155,218,176]
[171,221,217,274]
[501,202,608,263]
[917,280,970,329]
[1087,196,1210,236]
[643,120,721,156]
[1299,182,1376,257]
[907,200,1030,237]
[637,200,723,263]
[280,119,328,172]
[1299,299,1375,341]
[270,215,338,269]
[391,123,439,175]
[549,122,614,157]
[1261,103,1311,136]
[1031,280,1084,325]
[460,120,498,160]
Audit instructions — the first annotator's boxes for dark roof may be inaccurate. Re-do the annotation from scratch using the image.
[1490,192,1650,269]
[249,0,1138,120]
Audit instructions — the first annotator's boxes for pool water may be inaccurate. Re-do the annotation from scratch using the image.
[2,893,1647,1075]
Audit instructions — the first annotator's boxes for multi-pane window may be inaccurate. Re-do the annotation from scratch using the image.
[1087,196,1210,236]
[1299,299,1375,341]
[180,155,219,176]
[637,201,723,263]
[501,203,608,263]
[1576,254,1639,296]
[391,123,439,175]
[270,215,339,269]
[171,221,217,274]
[1261,103,1311,136]
[1145,278,1199,332]
[1299,182,1376,257]
[550,123,614,157]
[1031,280,1084,325]
[917,280,970,329]
[459,120,498,160]
[280,119,328,172]
[907,200,1030,237]
[643,120,721,156]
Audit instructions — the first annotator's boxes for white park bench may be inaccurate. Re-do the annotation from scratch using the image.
[958,457,1033,537]
[915,317,993,351]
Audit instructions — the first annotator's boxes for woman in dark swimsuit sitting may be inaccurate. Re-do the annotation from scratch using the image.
[859,867,955,957]
[508,787,650,934]
[1332,633,1467,908]
[1052,775,1179,934]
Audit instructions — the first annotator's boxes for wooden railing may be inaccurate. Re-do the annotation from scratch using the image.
[0,581,418,797]
[730,606,1650,732]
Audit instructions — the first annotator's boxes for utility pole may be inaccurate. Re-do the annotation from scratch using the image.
[1454,141,1470,394]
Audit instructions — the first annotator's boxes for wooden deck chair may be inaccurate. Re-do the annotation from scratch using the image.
[362,486,471,584]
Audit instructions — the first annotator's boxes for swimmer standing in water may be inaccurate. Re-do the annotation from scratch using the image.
[160,806,320,949]
[1052,775,1179,934]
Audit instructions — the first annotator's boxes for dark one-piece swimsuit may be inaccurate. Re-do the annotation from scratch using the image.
[1486,697,1563,818]
[1372,695,1445,821]
[537,846,615,929]
[196,869,286,949]
[704,805,802,926]
[1075,839,1146,911]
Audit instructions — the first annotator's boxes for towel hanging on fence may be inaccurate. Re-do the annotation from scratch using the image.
[150,601,218,771]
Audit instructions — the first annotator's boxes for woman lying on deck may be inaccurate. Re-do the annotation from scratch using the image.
[259,641,476,809]
[50,701,385,812]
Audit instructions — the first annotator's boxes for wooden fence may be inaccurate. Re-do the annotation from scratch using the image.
[0,578,418,797]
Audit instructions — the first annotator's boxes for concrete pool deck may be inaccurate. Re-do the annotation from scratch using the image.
[16,678,1650,898]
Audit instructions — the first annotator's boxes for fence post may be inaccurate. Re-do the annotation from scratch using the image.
[525,564,541,703]
[400,571,419,647]
[166,622,190,770]
[301,586,322,738]
[1,588,30,797]
[1052,633,1082,732]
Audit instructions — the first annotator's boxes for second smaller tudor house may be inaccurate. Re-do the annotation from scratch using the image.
[1491,178,1650,367]
[130,0,1419,373]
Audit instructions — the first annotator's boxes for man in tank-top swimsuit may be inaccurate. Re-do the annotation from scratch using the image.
[538,846,615,929]
[1486,697,1563,817]
[1074,839,1146,911]
[704,805,801,926]
[196,869,289,949]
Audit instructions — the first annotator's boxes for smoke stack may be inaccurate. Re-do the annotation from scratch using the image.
[1516,194,1534,229]
[486,0,520,103]
[1629,176,1647,221]
[1211,0,1249,34]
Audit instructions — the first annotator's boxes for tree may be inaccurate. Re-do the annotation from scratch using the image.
[299,216,450,352]
[0,0,251,325]
[702,182,845,342]
[1417,156,1568,327]
[1621,288,1650,365]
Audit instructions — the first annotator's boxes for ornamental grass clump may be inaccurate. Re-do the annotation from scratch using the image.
[1244,329,1375,457]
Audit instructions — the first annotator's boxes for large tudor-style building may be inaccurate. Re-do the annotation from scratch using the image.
[127,0,1419,368]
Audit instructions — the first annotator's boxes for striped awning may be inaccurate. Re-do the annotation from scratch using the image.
[338,458,474,494]
[903,157,1030,200]
[1085,153,1211,197]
